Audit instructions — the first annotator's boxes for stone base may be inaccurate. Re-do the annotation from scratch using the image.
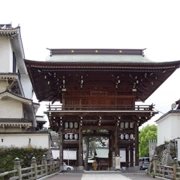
[108,167,115,171]
[77,166,84,170]
[115,156,121,170]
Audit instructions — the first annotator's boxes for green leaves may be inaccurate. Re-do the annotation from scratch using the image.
[0,147,47,173]
[139,124,157,157]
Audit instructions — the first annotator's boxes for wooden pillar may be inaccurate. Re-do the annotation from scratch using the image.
[108,131,112,169]
[59,127,63,171]
[62,92,65,110]
[114,124,120,170]
[78,126,83,170]
[76,149,78,167]
[130,146,133,167]
[126,148,129,167]
[135,123,139,166]
[109,129,116,170]
[115,126,119,156]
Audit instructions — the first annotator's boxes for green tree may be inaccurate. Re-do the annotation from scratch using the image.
[139,124,157,157]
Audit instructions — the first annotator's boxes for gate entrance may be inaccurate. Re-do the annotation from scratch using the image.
[24,48,178,170]
[83,130,109,170]
[46,104,151,170]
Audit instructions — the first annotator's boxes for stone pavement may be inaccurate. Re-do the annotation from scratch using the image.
[123,173,158,180]
[44,171,159,180]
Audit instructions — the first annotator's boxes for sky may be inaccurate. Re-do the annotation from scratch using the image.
[1,0,180,127]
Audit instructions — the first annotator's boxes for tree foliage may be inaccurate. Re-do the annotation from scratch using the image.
[139,124,157,157]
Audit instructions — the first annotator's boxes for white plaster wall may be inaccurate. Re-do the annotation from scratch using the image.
[21,74,33,99]
[157,115,172,146]
[0,81,7,93]
[170,114,180,139]
[157,113,180,146]
[0,37,13,73]
[52,149,77,160]
[0,99,23,118]
[0,133,50,149]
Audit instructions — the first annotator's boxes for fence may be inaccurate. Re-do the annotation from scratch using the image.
[153,157,180,180]
[0,155,60,180]
[47,104,154,111]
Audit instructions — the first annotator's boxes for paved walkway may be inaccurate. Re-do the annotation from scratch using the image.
[123,173,158,180]
[44,172,158,180]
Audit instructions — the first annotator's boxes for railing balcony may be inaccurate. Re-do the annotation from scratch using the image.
[47,104,154,111]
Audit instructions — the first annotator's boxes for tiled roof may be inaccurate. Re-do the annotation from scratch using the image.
[45,49,152,63]
[0,24,19,37]
[0,90,32,103]
[156,109,180,122]
[46,54,152,63]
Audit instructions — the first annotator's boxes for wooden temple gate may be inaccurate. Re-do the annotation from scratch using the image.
[25,48,180,170]
[46,104,154,170]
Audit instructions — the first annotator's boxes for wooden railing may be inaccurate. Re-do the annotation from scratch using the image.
[0,155,60,180]
[47,104,154,111]
[156,164,174,179]
[153,159,180,180]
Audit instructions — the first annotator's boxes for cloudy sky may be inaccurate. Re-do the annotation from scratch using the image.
[1,0,180,127]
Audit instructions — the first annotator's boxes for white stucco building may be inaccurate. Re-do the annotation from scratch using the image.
[0,132,50,149]
[156,108,180,146]
[0,23,46,132]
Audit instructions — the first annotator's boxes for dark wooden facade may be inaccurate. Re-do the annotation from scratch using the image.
[25,49,180,170]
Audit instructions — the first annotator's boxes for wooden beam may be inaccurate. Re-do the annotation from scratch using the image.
[82,126,115,130]
[83,133,109,137]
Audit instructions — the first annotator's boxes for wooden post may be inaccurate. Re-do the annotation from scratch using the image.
[173,164,177,180]
[173,157,178,180]
[111,130,115,170]
[126,148,129,167]
[14,157,22,180]
[42,155,48,175]
[153,155,157,174]
[52,159,55,172]
[115,125,119,156]
[134,122,139,166]
[31,157,37,179]
[49,159,52,173]
[56,158,60,171]
[78,126,83,170]
[108,131,112,170]
[130,146,133,167]
[59,127,64,171]
[114,125,120,170]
